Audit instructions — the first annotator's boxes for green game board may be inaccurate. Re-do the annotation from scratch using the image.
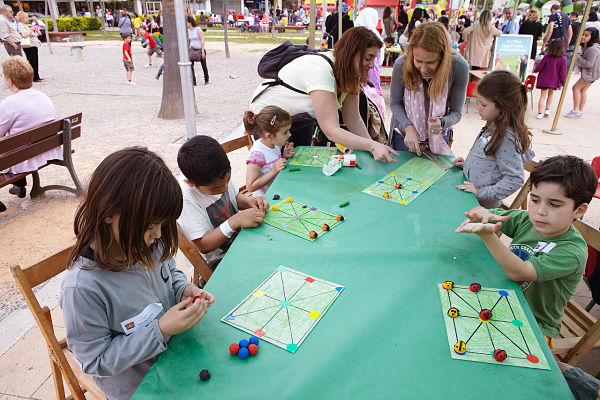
[263,198,345,241]
[287,146,340,167]
[439,283,550,370]
[362,157,447,205]
[222,266,344,353]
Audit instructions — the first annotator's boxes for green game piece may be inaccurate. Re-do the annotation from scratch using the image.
[221,267,344,353]
[263,199,344,241]
[288,168,301,172]
[362,157,447,205]
[287,146,341,167]
[438,284,550,370]
[355,164,362,169]
[339,201,350,208]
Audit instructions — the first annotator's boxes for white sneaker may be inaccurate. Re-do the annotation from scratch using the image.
[564,110,581,118]
[144,64,152,68]
[543,109,551,116]
[127,81,136,85]
[578,111,584,117]
[536,113,544,119]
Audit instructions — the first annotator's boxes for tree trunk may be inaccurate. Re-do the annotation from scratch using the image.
[158,0,186,119]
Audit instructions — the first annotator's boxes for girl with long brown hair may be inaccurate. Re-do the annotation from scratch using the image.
[453,71,534,208]
[61,147,214,399]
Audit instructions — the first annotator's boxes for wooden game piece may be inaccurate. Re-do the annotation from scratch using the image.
[479,309,492,322]
[199,369,211,381]
[336,215,344,221]
[322,224,330,231]
[238,347,250,359]
[286,197,293,203]
[309,231,318,239]
[229,343,240,355]
[442,281,454,290]
[249,336,260,346]
[383,192,391,199]
[448,307,459,318]
[493,349,507,362]
[470,283,481,292]
[454,341,466,355]
[248,344,259,356]
[272,205,279,211]
[239,339,249,348]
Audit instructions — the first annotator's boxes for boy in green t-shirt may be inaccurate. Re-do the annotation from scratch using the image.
[455,155,597,340]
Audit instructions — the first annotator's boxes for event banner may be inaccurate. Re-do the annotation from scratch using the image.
[492,34,533,82]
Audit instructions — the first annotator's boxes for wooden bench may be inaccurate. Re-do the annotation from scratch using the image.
[0,113,84,198]
[273,25,306,32]
[48,32,87,42]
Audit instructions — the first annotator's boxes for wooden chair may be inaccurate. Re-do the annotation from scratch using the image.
[552,219,600,365]
[177,224,213,287]
[220,133,253,195]
[10,247,106,400]
[501,160,538,211]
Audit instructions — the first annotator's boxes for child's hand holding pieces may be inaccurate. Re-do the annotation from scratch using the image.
[272,158,287,174]
[283,142,295,158]
[250,196,269,212]
[182,285,215,306]
[229,207,265,229]
[159,296,210,339]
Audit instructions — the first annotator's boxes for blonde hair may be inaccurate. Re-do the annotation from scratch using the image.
[476,10,493,37]
[1,56,33,89]
[526,9,540,22]
[15,10,28,21]
[402,22,452,101]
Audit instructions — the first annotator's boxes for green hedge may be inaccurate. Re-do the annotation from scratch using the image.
[46,17,102,32]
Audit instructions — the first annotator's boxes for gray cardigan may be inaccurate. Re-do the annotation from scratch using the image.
[60,244,193,400]
[577,43,600,83]
[463,127,531,209]
[390,52,469,132]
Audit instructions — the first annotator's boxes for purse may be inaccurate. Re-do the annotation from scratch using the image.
[189,47,204,61]
[21,36,31,48]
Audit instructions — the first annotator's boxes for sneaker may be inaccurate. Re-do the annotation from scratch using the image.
[536,113,544,119]
[564,110,581,118]
[127,81,136,85]
[9,186,26,198]
[543,109,551,116]
[144,64,152,68]
[578,111,584,117]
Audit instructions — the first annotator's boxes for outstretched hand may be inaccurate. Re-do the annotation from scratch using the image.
[455,220,503,235]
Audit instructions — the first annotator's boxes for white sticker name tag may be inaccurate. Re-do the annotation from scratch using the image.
[533,241,556,254]
[120,303,163,335]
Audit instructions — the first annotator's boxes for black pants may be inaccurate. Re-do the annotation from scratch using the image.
[191,51,209,85]
[13,177,27,188]
[289,117,317,147]
[23,46,40,80]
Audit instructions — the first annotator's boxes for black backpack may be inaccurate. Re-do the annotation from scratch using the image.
[252,40,333,103]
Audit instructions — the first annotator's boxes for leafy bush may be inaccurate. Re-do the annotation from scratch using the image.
[46,17,102,31]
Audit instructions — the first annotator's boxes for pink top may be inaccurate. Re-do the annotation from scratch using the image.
[0,88,61,174]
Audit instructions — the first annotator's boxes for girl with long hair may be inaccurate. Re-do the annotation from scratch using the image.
[565,28,600,117]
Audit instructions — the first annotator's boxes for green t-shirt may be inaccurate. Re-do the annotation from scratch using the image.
[490,209,587,337]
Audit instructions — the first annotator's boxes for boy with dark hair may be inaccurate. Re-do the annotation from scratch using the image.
[383,36,399,66]
[456,155,597,342]
[122,33,135,85]
[177,135,268,269]
[139,25,162,67]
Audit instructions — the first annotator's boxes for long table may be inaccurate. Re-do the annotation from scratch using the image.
[133,151,573,399]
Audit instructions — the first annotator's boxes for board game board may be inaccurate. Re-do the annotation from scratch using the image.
[362,157,448,205]
[439,282,550,370]
[222,266,344,353]
[287,146,340,167]
[263,197,345,241]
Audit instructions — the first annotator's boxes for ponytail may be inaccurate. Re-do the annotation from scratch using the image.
[243,110,257,135]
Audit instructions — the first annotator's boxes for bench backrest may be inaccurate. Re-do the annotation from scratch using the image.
[0,113,82,171]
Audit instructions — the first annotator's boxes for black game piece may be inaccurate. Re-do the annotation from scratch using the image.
[273,194,280,200]
[199,369,211,381]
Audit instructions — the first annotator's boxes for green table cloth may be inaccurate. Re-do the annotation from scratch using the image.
[133,151,573,399]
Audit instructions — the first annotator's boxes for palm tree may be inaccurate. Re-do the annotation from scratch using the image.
[158,0,185,119]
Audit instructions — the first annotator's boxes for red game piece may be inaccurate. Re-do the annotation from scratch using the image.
[493,349,507,362]
[395,183,402,189]
[469,283,481,292]
[479,309,492,321]
[248,344,259,356]
[229,343,240,355]
[193,296,201,303]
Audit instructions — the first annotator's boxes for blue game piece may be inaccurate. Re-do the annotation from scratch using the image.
[249,336,260,346]
[238,347,250,359]
[239,339,249,348]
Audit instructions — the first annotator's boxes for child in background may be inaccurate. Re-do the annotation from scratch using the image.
[534,38,567,119]
[243,106,294,197]
[455,155,597,343]
[177,135,268,270]
[61,147,214,400]
[122,33,135,85]
[383,36,399,66]
[140,25,163,67]
[453,71,534,208]
[565,27,600,118]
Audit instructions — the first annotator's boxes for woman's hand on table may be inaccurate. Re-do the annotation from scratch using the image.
[371,142,399,162]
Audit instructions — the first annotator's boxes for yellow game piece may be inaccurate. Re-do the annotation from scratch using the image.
[454,340,466,355]
[400,200,407,204]
[442,281,454,290]
[272,205,279,211]
[383,192,391,199]
[423,181,429,185]
[308,310,321,319]
[286,197,293,203]
[390,173,396,177]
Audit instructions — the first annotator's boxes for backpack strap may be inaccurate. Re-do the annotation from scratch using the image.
[251,53,334,104]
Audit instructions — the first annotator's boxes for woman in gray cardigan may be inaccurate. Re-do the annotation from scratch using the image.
[389,22,468,155]
[565,27,600,118]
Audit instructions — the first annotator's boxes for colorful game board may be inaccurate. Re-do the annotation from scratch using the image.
[362,157,447,205]
[287,146,340,167]
[263,197,345,241]
[222,266,344,353]
[439,282,550,370]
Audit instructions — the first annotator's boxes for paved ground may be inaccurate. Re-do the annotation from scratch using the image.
[0,40,599,398]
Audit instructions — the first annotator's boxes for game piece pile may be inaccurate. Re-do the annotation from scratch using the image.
[229,336,260,359]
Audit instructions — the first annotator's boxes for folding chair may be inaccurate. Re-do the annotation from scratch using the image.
[464,81,477,113]
[177,224,213,287]
[525,75,536,110]
[10,247,106,400]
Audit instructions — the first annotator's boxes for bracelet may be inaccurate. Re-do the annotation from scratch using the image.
[220,220,236,238]
[370,143,377,153]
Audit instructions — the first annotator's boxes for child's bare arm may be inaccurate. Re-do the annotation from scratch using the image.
[245,160,285,193]
[475,230,538,282]
[191,229,229,254]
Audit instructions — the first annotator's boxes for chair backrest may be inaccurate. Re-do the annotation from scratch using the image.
[525,75,536,90]
[10,247,91,400]
[466,81,477,98]
[592,156,600,178]
[221,134,253,153]
[501,160,538,211]
[0,113,82,172]
[177,224,213,286]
